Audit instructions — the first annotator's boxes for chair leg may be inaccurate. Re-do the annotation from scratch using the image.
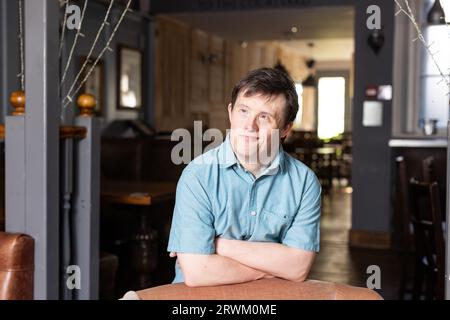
[398,253,408,300]
[412,261,424,300]
[424,272,435,300]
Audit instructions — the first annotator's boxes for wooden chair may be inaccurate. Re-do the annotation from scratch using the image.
[132,278,383,300]
[408,179,445,300]
[421,156,436,183]
[394,156,414,299]
[0,232,34,299]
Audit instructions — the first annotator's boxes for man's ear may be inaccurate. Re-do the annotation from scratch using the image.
[227,103,233,122]
[280,122,293,139]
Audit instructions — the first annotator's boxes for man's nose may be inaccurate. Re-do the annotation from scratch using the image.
[244,115,258,131]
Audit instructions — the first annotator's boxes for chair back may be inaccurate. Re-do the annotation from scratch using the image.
[0,232,34,300]
[409,179,445,299]
[394,156,413,251]
[421,156,436,183]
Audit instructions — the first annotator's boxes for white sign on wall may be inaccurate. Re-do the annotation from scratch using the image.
[363,101,383,127]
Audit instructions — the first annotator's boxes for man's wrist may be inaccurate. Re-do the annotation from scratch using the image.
[217,238,236,259]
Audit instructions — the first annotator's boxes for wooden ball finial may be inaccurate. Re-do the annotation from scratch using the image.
[77,93,96,117]
[10,91,26,116]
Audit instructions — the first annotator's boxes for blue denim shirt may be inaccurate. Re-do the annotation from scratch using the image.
[167,135,321,283]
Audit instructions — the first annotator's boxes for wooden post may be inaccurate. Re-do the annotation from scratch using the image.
[77,93,96,117]
[10,91,25,116]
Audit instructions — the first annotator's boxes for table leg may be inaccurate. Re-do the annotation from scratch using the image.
[130,212,159,290]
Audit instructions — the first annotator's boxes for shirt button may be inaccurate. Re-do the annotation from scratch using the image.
[250,210,257,216]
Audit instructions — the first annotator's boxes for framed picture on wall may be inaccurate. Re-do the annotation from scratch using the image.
[80,56,104,116]
[117,45,142,110]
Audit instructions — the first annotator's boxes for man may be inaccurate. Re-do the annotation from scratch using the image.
[167,67,321,287]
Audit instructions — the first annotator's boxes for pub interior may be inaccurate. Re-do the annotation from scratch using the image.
[0,0,449,301]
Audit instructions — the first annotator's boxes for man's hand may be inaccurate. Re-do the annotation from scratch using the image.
[215,238,274,279]
[214,237,315,282]
[177,253,268,287]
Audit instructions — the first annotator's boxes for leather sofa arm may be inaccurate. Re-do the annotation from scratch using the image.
[134,278,383,300]
[0,232,34,300]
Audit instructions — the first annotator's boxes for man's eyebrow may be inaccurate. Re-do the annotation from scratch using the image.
[260,111,275,117]
[237,104,275,117]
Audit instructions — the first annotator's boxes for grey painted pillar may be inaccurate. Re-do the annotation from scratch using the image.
[0,0,20,123]
[73,116,101,300]
[5,116,26,231]
[25,0,60,299]
[351,0,394,234]
[143,16,156,127]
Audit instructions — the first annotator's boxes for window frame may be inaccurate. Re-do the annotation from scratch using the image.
[392,0,448,138]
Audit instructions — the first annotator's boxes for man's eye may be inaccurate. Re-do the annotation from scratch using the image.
[239,108,248,114]
[259,114,269,121]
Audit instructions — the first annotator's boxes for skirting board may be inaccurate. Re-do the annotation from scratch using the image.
[349,230,391,249]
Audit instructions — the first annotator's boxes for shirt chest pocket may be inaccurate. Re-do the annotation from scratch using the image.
[251,209,294,242]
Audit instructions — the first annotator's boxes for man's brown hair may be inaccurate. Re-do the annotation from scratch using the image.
[230,67,299,126]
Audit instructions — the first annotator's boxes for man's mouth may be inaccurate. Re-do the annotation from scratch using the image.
[241,135,259,142]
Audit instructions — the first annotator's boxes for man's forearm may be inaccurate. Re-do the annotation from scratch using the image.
[217,239,315,281]
[177,253,267,287]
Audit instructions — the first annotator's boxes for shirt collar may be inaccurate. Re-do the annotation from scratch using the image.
[218,134,285,174]
[218,134,239,169]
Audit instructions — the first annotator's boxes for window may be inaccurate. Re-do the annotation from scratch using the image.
[392,0,450,136]
[419,23,450,129]
[292,83,304,130]
[419,0,450,129]
[317,77,346,140]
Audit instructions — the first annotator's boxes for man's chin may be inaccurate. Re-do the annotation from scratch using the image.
[235,150,259,163]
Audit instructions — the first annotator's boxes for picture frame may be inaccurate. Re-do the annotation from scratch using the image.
[80,56,104,116]
[117,45,143,110]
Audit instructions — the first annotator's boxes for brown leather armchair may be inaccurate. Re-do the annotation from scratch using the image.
[127,278,383,300]
[0,232,34,300]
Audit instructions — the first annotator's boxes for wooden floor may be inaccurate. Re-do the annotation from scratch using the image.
[309,186,402,300]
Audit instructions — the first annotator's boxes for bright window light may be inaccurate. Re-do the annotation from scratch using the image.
[317,77,345,140]
[292,83,303,130]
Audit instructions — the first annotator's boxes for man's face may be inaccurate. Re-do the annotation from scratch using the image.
[228,91,292,165]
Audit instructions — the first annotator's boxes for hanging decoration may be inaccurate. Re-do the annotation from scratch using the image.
[302,42,317,87]
[367,29,385,55]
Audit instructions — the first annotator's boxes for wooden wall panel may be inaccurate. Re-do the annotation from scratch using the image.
[155,16,190,131]
[190,29,209,108]
[154,18,307,133]
[208,36,225,104]
[261,45,277,68]
[247,43,263,71]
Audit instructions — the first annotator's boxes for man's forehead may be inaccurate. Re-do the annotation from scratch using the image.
[236,91,286,108]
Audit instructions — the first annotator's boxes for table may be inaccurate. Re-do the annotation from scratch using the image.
[101,180,177,290]
[101,181,177,206]
[295,147,340,192]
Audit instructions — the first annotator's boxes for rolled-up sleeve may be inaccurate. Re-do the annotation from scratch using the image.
[282,170,321,252]
[167,168,216,254]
